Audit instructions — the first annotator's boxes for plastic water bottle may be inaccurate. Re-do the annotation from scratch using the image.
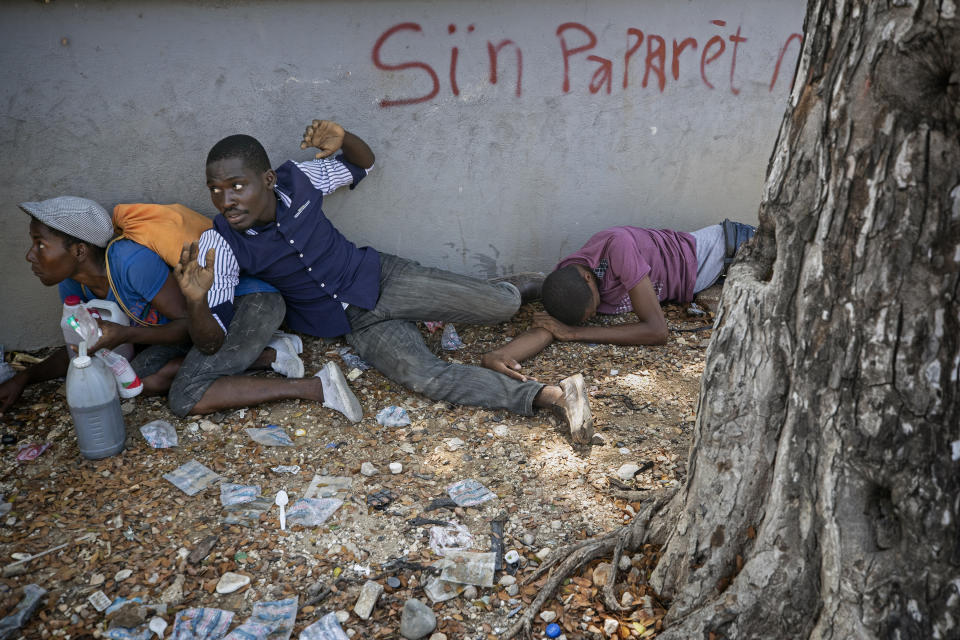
[66,341,126,459]
[60,296,85,359]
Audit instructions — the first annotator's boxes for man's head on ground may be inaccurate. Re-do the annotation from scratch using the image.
[19,197,110,286]
[541,264,600,325]
[206,134,278,232]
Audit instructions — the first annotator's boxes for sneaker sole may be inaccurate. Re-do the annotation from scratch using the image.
[560,373,593,444]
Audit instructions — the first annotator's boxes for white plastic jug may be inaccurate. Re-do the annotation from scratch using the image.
[60,297,134,361]
[66,341,126,459]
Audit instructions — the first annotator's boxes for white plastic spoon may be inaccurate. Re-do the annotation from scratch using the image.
[276,490,289,530]
[148,616,167,638]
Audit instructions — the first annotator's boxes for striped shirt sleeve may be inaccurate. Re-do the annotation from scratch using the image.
[197,229,239,333]
[294,156,371,194]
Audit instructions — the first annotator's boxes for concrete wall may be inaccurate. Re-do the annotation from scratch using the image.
[0,0,804,349]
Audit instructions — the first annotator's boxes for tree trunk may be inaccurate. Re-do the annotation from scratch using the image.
[647,1,960,638]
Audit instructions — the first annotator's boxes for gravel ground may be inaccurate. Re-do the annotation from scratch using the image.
[0,296,717,639]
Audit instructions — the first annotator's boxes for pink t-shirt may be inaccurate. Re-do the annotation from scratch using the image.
[556,226,697,314]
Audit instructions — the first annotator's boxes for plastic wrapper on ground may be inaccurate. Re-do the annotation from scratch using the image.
[298,613,349,640]
[246,425,294,447]
[375,405,411,427]
[286,498,342,527]
[163,460,221,496]
[140,420,178,448]
[446,478,495,507]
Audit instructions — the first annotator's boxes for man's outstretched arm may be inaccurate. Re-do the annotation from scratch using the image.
[533,276,670,346]
[301,120,375,169]
[480,327,555,381]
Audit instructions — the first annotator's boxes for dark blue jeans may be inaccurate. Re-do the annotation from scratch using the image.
[345,254,544,415]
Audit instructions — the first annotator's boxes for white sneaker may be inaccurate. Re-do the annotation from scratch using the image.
[559,373,593,445]
[268,336,305,378]
[271,331,303,354]
[315,361,363,423]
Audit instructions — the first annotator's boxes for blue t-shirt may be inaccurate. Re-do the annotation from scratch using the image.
[60,239,170,325]
[59,239,278,326]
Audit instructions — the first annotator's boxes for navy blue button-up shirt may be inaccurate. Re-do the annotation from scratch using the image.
[199,156,381,337]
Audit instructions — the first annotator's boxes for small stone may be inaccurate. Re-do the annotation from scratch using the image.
[618,447,631,454]
[160,574,185,604]
[540,610,557,623]
[360,462,378,477]
[429,634,448,640]
[592,562,614,586]
[335,610,350,623]
[353,580,384,620]
[492,425,509,437]
[462,585,477,600]
[618,554,632,571]
[535,547,552,561]
[215,572,250,594]
[114,569,133,582]
[498,574,516,586]
[603,618,619,636]
[445,438,465,451]
[522,532,536,546]
[389,462,403,474]
[506,583,519,596]
[550,520,562,530]
[89,573,105,587]
[198,419,219,432]
[616,464,641,481]
[620,591,635,607]
[399,598,437,639]
[121,401,135,415]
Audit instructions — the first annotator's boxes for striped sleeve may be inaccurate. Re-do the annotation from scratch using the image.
[197,229,239,333]
[294,155,370,194]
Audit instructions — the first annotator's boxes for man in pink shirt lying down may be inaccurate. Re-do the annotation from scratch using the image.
[481,220,756,381]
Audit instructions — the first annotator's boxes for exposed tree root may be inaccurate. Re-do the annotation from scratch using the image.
[502,489,676,640]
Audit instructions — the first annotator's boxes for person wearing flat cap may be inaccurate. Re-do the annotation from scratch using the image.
[0,197,306,416]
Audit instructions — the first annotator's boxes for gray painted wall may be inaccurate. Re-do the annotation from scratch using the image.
[0,0,804,349]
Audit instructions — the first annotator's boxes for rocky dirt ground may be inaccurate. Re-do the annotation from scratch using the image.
[0,296,717,640]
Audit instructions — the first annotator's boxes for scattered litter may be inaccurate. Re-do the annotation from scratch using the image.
[366,489,396,511]
[424,497,457,512]
[246,425,294,447]
[446,478,495,507]
[245,597,297,639]
[441,323,464,350]
[686,302,707,317]
[428,522,475,556]
[389,462,403,475]
[220,483,261,506]
[490,515,507,570]
[163,460,221,496]
[272,465,301,475]
[299,612,349,640]
[444,438,464,451]
[545,622,562,638]
[88,590,111,612]
[275,490,289,530]
[0,584,46,638]
[375,405,411,427]
[337,347,371,371]
[303,475,352,499]
[215,572,250,595]
[286,498,342,527]
[139,420,178,448]
[385,576,401,589]
[171,608,234,640]
[423,321,444,333]
[504,550,521,564]
[148,617,167,638]
[104,625,152,640]
[222,497,273,527]
[294,428,307,437]
[15,443,48,462]
[439,550,496,587]
[223,622,271,640]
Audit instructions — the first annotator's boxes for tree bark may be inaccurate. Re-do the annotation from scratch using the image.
[647,1,960,638]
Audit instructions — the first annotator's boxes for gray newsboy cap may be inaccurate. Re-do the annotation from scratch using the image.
[19,196,114,248]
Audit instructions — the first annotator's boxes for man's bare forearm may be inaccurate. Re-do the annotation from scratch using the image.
[341,131,375,169]
[488,328,554,363]
[571,321,668,346]
[185,299,225,354]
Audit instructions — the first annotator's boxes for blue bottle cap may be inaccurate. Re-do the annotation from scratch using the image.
[545,622,562,638]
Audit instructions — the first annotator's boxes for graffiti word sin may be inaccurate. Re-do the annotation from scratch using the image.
[372,20,802,107]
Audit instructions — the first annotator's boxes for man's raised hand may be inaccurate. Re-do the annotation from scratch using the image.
[301,119,346,159]
[173,241,216,304]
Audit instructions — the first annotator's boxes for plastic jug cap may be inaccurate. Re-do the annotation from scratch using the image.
[73,341,92,368]
[64,295,82,306]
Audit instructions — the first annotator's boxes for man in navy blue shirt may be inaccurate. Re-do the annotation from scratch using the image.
[174,120,593,443]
